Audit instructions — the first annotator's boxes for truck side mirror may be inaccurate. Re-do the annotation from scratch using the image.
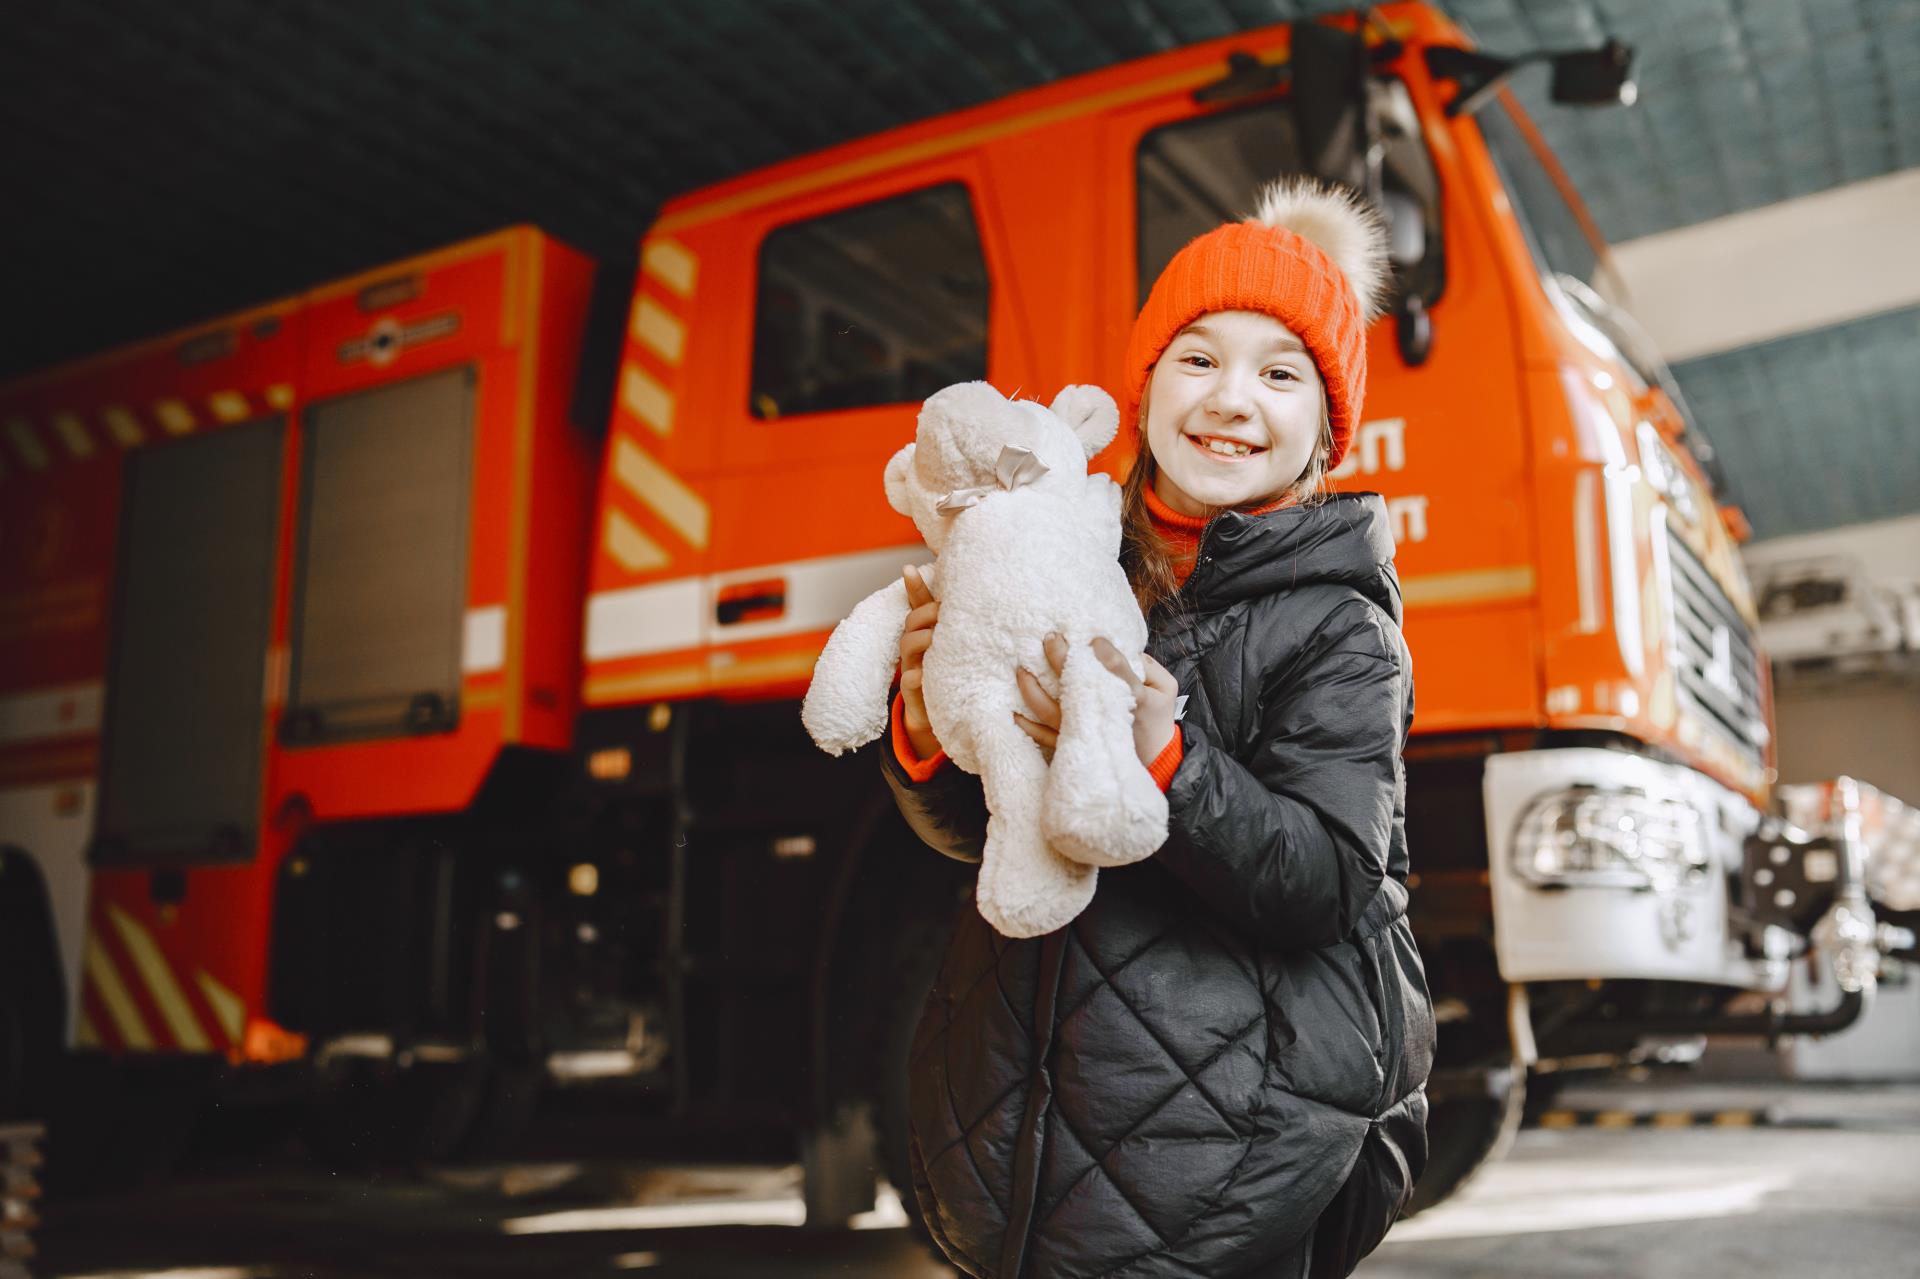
[1550,40,1637,107]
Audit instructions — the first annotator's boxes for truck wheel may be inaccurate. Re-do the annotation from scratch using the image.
[871,922,948,1243]
[1402,1060,1523,1217]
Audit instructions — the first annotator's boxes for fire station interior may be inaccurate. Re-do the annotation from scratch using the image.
[2,3,1917,1277]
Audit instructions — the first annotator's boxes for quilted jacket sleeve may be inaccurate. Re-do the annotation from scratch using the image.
[880,706,990,866]
[1157,597,1406,949]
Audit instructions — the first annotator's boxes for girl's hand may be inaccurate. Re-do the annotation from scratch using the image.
[1014,635,1181,770]
[898,565,943,760]
[1091,638,1181,768]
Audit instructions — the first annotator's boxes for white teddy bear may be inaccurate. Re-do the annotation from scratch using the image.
[801,381,1169,938]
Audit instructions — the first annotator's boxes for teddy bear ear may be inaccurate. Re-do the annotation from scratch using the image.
[883,443,917,517]
[1049,384,1119,459]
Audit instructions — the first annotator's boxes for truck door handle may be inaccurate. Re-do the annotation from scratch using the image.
[715,578,787,625]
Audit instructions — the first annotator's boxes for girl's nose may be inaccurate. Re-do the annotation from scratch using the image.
[1205,374,1254,420]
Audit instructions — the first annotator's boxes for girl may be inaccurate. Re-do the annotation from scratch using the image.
[884,179,1434,1278]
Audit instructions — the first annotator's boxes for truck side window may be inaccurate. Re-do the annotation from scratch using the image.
[1136,87,1445,309]
[750,182,988,419]
[1475,96,1601,287]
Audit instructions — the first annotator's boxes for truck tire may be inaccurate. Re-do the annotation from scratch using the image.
[1402,1060,1523,1217]
[871,922,948,1243]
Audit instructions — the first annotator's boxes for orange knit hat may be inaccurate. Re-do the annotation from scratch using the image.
[1124,178,1389,469]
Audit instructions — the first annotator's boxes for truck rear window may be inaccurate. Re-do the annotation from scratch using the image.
[750,182,988,419]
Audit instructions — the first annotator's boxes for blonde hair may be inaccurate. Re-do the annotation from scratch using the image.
[1119,394,1334,619]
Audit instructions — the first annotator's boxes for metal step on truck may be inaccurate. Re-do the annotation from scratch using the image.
[2,2,1913,1224]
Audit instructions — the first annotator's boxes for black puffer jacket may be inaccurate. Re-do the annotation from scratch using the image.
[883,492,1434,1278]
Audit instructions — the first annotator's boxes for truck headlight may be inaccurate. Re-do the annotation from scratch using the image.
[1514,787,1710,891]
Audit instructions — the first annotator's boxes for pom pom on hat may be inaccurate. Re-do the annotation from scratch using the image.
[1124,176,1391,469]
[1251,177,1390,323]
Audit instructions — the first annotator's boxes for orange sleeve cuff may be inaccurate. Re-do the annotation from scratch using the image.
[1147,727,1184,792]
[891,692,949,782]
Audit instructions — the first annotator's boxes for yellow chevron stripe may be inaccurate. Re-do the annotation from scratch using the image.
[84,934,155,1050]
[109,904,212,1052]
[611,435,709,549]
[209,390,251,423]
[631,297,687,364]
[52,412,96,459]
[1400,565,1537,609]
[103,405,145,447]
[620,364,675,436]
[266,383,295,411]
[154,398,196,435]
[5,418,50,471]
[641,238,698,296]
[604,508,672,573]
[194,969,247,1046]
[75,1008,102,1049]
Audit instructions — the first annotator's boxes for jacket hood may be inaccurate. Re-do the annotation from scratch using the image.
[1180,490,1401,623]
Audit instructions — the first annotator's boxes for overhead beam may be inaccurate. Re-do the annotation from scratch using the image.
[1604,168,1920,363]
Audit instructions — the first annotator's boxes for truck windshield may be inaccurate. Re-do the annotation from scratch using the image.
[1136,82,1445,310]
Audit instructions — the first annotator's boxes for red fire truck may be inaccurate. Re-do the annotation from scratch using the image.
[2,4,1908,1217]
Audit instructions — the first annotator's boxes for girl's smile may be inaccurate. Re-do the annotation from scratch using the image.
[1144,309,1324,516]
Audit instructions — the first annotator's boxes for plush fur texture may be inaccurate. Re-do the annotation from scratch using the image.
[1252,176,1391,322]
[801,382,1167,938]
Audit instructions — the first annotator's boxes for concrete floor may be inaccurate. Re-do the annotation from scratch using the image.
[31,1080,1920,1278]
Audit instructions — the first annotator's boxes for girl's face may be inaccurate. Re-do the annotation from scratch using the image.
[1144,309,1324,517]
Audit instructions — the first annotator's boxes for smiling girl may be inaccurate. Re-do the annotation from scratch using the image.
[885,178,1434,1278]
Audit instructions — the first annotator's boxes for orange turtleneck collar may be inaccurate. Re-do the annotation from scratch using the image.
[1143,482,1290,584]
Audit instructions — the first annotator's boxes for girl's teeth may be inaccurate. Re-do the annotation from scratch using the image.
[1203,437,1251,456]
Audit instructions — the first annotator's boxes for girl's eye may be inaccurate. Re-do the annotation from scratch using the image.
[1265,367,1298,383]
[1180,354,1214,368]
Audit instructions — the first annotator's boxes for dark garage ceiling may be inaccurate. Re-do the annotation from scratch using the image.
[3,0,1915,537]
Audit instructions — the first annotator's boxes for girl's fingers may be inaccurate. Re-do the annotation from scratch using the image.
[1016,667,1061,727]
[901,628,933,662]
[1089,637,1146,692]
[903,565,934,608]
[901,667,922,691]
[904,600,940,633]
[1141,655,1179,694]
[1042,632,1068,676]
[1013,712,1058,749]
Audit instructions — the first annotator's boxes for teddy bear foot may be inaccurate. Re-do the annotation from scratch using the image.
[1042,765,1168,868]
[976,836,1098,939]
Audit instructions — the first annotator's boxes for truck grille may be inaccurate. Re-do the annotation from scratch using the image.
[1663,525,1767,766]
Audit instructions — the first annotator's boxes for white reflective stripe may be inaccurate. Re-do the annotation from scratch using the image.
[630,298,686,364]
[195,969,246,1045]
[0,681,103,744]
[462,605,507,674]
[154,398,196,434]
[611,435,707,545]
[619,366,675,436]
[587,576,705,662]
[584,544,928,662]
